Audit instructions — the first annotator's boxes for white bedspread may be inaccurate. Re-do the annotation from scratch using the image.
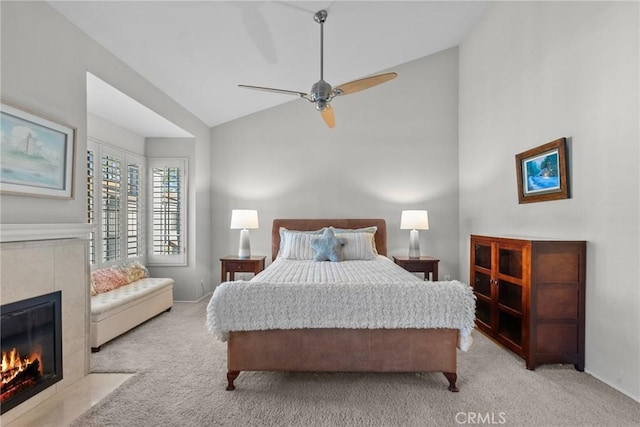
[252,255,425,284]
[206,256,476,351]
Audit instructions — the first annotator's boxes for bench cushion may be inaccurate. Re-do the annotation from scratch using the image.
[91,277,174,322]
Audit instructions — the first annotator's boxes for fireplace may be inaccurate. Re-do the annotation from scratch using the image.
[1,291,63,414]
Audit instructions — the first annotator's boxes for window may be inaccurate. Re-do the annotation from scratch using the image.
[101,152,122,262]
[147,158,187,266]
[127,161,143,258]
[87,149,96,265]
[87,140,145,268]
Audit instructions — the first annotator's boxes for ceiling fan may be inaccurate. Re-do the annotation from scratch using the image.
[238,9,397,128]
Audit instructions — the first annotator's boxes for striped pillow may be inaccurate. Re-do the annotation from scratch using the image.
[280,228,325,260]
[331,226,378,258]
[337,231,377,260]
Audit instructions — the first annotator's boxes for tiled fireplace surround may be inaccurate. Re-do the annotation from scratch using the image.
[1,224,91,424]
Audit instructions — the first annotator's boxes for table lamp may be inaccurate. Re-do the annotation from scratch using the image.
[400,210,429,258]
[230,209,259,258]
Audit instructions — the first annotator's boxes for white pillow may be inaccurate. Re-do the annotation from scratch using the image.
[331,226,378,257]
[336,231,377,260]
[279,227,325,260]
[331,226,378,234]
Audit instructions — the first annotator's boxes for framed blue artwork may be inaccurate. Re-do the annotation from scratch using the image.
[516,138,569,204]
[1,103,76,199]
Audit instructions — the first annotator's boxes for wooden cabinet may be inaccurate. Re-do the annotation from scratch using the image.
[470,235,586,371]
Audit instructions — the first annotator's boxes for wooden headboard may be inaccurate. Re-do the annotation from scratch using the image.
[271,219,387,261]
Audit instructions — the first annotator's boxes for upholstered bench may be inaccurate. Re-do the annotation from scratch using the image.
[90,263,173,351]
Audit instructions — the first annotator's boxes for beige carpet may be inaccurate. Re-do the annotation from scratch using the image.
[72,297,640,426]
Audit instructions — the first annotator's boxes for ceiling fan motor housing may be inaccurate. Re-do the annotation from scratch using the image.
[311,79,332,110]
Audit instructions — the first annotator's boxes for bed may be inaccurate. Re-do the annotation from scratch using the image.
[207,219,475,392]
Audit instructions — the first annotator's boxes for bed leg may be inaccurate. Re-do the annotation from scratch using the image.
[226,371,240,391]
[443,372,459,392]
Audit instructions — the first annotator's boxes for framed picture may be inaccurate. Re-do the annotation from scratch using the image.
[0,103,76,199]
[515,138,569,204]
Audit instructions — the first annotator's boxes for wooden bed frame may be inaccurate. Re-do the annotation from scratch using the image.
[225,219,460,392]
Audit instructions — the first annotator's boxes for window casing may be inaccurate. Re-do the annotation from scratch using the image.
[87,140,145,268]
[147,158,187,266]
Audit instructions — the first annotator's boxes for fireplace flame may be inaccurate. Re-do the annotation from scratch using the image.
[1,347,42,386]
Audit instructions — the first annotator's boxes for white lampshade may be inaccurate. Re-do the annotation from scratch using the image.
[230,210,258,259]
[400,210,429,230]
[230,210,259,230]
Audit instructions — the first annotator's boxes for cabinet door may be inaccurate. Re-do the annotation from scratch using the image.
[470,238,495,333]
[495,242,527,353]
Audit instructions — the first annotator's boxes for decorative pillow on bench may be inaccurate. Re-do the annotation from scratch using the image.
[117,261,148,283]
[90,261,149,296]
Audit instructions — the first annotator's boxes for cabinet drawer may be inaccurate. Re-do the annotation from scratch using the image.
[403,262,431,272]
[225,262,254,272]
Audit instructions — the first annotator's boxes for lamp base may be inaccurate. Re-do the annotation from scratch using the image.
[238,229,251,258]
[408,229,420,259]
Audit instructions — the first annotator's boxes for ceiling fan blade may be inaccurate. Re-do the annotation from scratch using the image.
[320,104,335,128]
[240,5,277,64]
[334,72,398,96]
[238,84,308,98]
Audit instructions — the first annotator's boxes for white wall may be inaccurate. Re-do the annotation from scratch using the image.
[146,137,211,301]
[459,1,639,400]
[211,48,460,282]
[88,113,146,156]
[1,1,212,302]
[1,2,88,224]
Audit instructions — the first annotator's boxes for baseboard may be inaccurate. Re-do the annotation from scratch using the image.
[585,369,640,403]
[174,292,212,304]
[195,292,213,302]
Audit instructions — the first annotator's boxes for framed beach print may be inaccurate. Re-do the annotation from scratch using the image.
[0,103,76,199]
[515,138,569,204]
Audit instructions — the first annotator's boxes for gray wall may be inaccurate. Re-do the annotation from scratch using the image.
[1,1,212,302]
[459,1,639,400]
[210,48,460,282]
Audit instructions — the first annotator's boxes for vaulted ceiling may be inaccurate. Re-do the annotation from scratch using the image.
[50,1,489,131]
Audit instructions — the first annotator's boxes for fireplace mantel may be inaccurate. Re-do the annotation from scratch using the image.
[0,223,93,243]
[0,228,91,422]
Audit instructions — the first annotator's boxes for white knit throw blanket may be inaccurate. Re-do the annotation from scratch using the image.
[206,280,476,351]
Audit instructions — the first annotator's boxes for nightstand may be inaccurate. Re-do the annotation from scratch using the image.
[392,256,440,281]
[220,256,266,282]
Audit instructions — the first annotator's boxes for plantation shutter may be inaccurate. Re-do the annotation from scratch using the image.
[87,147,96,265]
[88,140,146,268]
[127,157,145,259]
[101,152,122,262]
[147,158,187,266]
